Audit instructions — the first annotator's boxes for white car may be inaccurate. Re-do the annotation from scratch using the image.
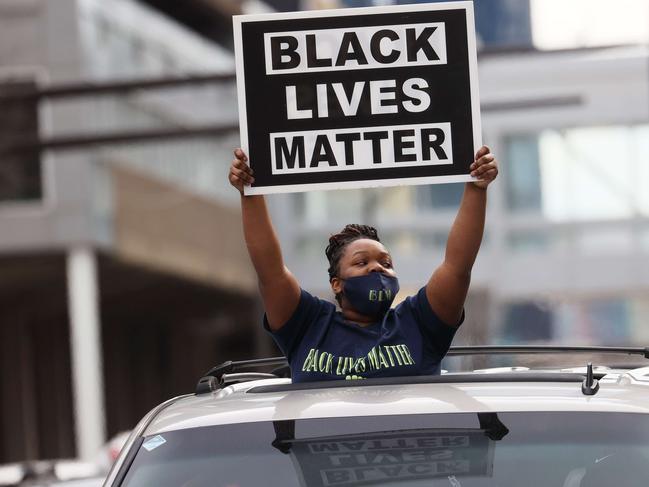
[103,346,649,487]
[0,460,103,487]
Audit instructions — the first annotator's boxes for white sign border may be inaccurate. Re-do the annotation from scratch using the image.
[233,1,481,196]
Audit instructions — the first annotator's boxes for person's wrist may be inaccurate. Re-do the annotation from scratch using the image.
[467,181,488,191]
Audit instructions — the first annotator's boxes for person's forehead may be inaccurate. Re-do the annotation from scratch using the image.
[344,238,390,256]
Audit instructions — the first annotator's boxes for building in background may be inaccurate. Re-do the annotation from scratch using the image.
[267,0,649,356]
[0,0,270,464]
[273,42,649,349]
[1,0,649,465]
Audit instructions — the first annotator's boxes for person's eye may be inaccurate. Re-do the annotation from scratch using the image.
[382,261,393,268]
[354,260,367,266]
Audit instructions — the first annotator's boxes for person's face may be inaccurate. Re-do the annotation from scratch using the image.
[330,238,396,297]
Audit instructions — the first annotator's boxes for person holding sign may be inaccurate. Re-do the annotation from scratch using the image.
[229,146,497,382]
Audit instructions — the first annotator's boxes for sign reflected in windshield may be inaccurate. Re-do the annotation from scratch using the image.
[286,429,494,487]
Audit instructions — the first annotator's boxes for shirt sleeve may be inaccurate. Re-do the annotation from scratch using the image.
[404,286,464,359]
[263,288,324,360]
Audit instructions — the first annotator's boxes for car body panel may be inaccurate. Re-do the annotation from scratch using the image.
[102,362,649,487]
[143,374,649,436]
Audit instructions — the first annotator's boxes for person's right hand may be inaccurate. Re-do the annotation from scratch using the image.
[229,148,254,195]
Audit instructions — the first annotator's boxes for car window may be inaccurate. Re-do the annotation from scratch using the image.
[119,412,649,487]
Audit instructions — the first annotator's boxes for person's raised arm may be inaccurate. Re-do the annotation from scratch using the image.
[425,145,498,326]
[229,148,300,331]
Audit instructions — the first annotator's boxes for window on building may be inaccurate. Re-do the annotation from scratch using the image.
[416,182,464,209]
[504,134,542,212]
[553,299,630,345]
[0,80,42,203]
[504,125,649,221]
[499,296,639,346]
[501,302,553,343]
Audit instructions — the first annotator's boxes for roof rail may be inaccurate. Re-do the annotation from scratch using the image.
[446,345,649,358]
[194,345,649,394]
[204,357,289,378]
[196,357,289,394]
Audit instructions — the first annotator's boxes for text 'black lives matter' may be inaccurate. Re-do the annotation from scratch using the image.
[267,23,450,173]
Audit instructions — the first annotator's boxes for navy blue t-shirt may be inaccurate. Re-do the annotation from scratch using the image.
[264,287,461,382]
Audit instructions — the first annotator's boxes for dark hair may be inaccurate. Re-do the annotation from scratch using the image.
[325,224,381,281]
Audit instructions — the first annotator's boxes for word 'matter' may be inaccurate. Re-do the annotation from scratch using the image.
[271,123,452,174]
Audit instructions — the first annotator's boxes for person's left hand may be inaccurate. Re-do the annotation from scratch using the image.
[470,145,499,189]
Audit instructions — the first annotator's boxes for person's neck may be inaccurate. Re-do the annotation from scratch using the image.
[341,308,376,326]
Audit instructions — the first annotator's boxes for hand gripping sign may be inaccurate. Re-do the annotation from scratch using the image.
[233,2,481,195]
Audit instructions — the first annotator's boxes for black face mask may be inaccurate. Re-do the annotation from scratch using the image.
[341,273,400,317]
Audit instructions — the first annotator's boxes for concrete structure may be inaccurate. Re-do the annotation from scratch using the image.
[0,0,263,463]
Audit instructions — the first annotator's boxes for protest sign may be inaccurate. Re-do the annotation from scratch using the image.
[285,428,494,487]
[233,2,481,195]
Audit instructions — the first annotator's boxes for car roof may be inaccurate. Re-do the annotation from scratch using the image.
[103,350,649,486]
[143,365,649,436]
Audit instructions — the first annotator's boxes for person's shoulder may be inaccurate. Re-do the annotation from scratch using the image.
[301,288,332,304]
[394,286,463,330]
[299,288,337,314]
[394,286,428,310]
[393,286,450,325]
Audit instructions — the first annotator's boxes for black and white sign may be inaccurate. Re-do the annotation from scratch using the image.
[233,2,481,195]
[287,429,494,487]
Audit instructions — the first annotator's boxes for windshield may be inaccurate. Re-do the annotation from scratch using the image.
[119,412,649,487]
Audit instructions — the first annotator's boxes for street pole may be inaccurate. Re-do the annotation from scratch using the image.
[66,246,106,461]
